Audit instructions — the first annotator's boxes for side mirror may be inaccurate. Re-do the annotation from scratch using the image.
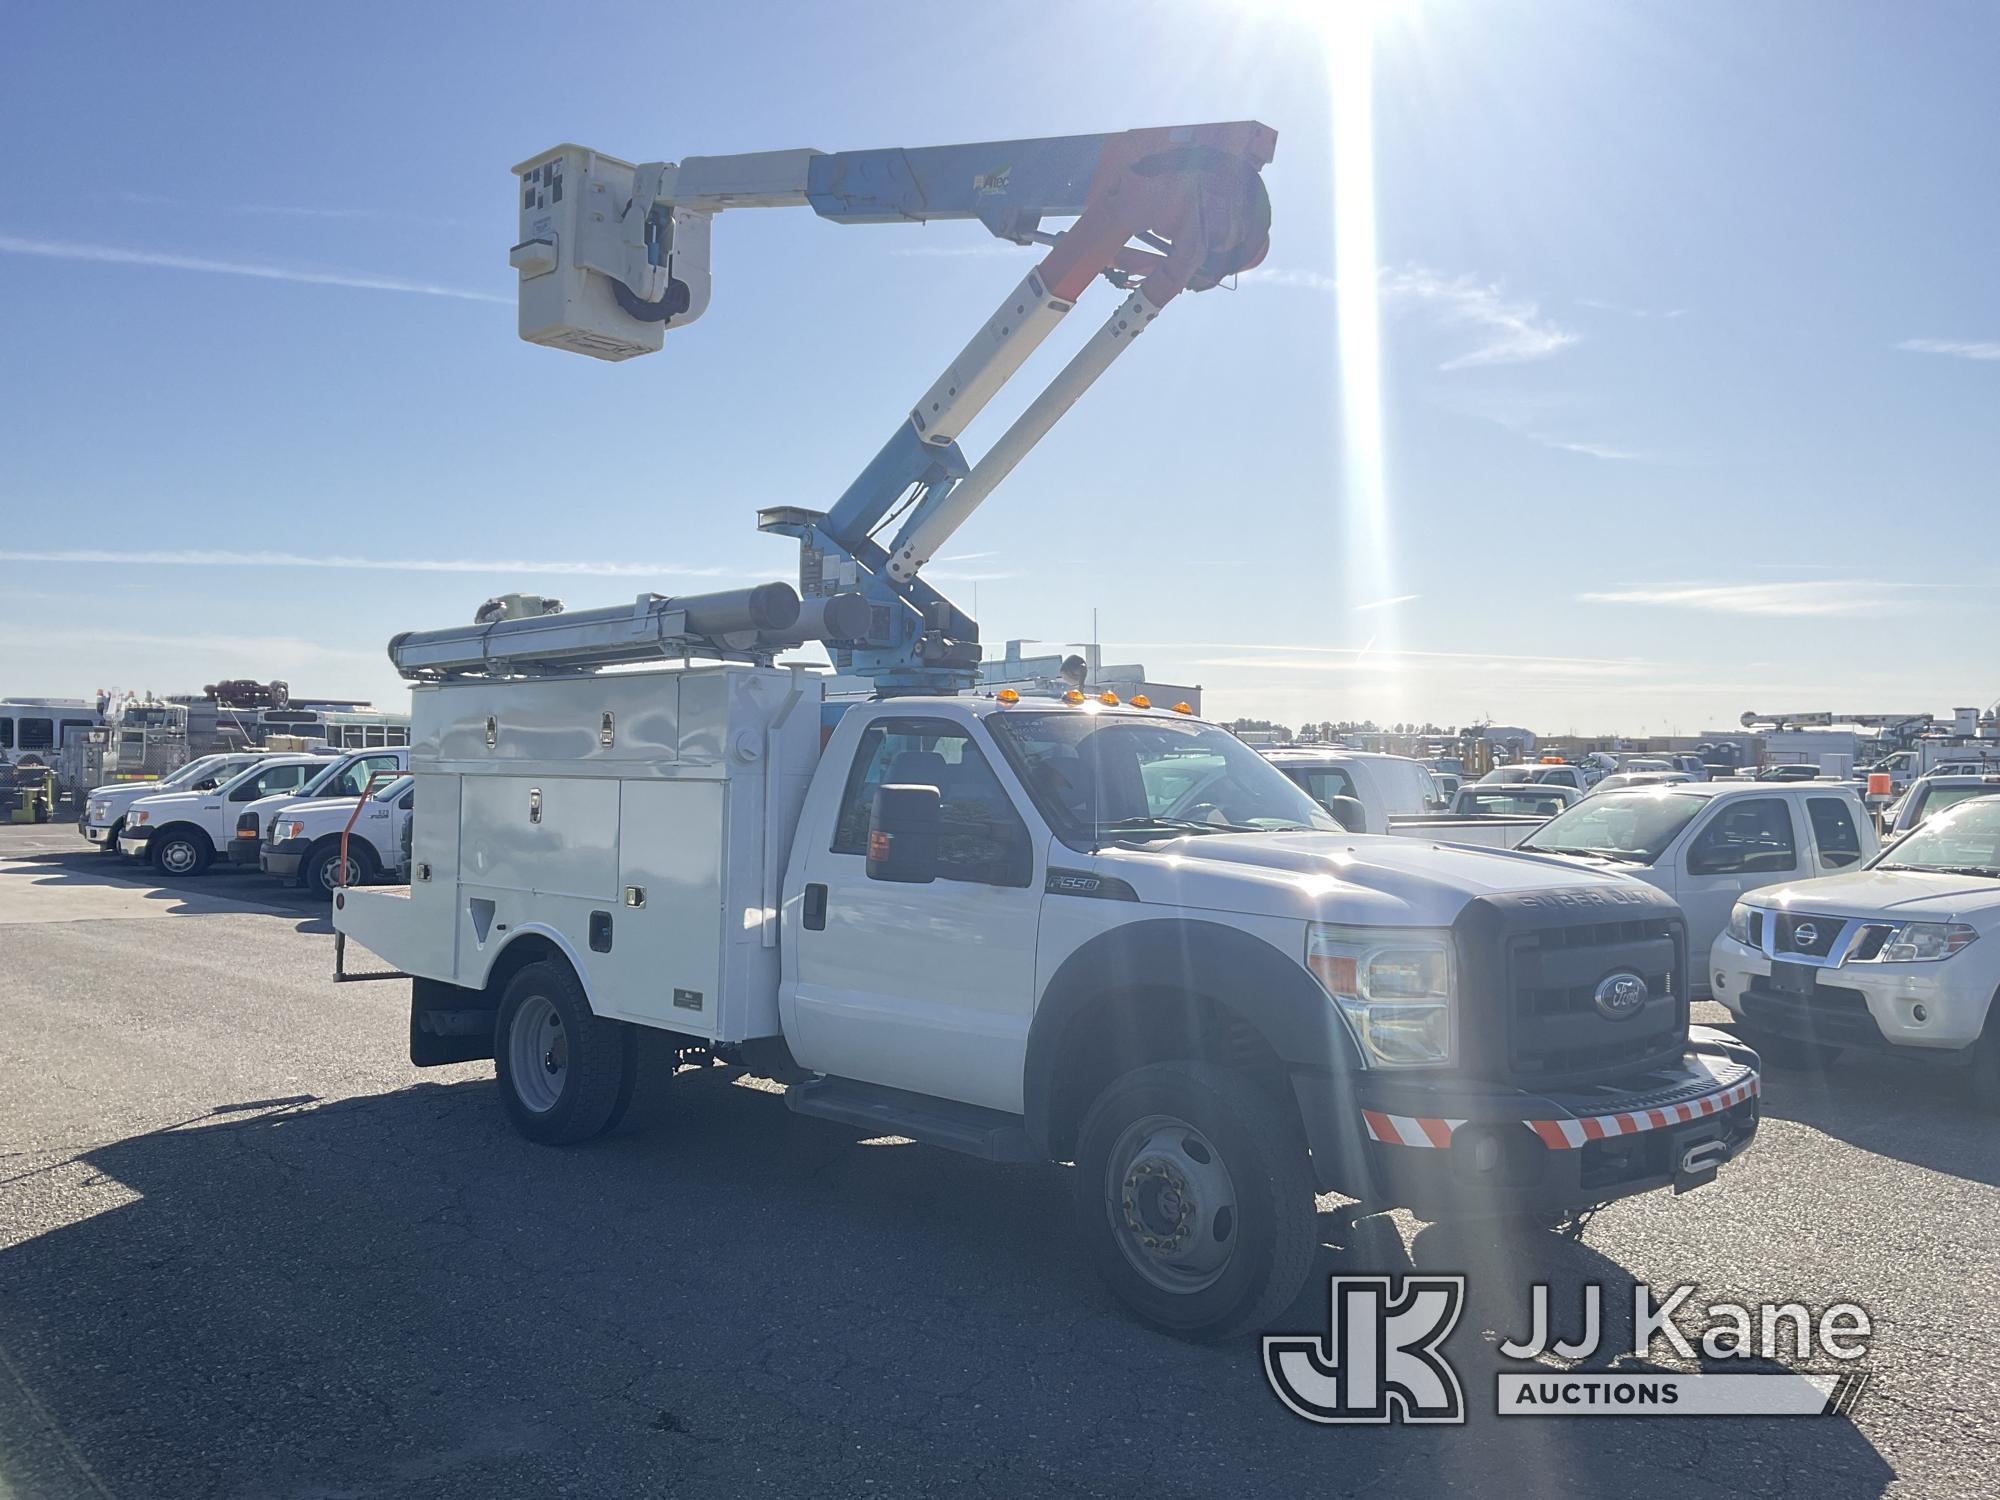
[867,784,941,883]
[1328,795,1370,834]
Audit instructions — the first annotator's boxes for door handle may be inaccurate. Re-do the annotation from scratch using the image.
[803,882,828,931]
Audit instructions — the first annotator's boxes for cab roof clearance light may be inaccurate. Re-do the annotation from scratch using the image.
[1098,690,1121,706]
[1172,702,1194,715]
[996,688,1020,704]
[1064,689,1085,704]
[1130,694,1151,708]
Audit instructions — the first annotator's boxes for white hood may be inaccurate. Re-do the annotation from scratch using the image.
[1756,867,2000,921]
[1099,831,1649,925]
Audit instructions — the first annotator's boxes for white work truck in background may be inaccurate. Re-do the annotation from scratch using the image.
[1265,748,1554,849]
[225,746,410,874]
[1518,782,1879,996]
[80,752,263,853]
[122,754,332,876]
[264,773,414,895]
[337,666,1762,1340]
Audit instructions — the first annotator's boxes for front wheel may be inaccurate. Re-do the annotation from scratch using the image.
[304,840,374,898]
[152,827,211,878]
[1073,1061,1317,1342]
[493,961,635,1145]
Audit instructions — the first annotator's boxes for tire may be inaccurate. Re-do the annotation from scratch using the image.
[1738,1024,1842,1072]
[493,961,633,1145]
[98,818,124,854]
[304,839,376,899]
[152,825,212,878]
[1073,1061,1317,1342]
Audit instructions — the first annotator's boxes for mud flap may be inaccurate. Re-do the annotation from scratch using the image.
[410,976,497,1067]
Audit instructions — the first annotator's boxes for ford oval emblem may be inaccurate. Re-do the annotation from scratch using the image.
[1593,971,1650,1021]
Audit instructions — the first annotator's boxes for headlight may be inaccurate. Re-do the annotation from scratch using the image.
[1873,922,1978,963]
[1727,903,1752,944]
[274,820,302,841]
[1307,923,1454,1067]
[131,810,149,826]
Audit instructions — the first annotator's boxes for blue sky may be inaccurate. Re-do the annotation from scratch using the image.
[4,0,1995,735]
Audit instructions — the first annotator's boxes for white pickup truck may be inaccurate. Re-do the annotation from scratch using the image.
[1517,781,1879,996]
[224,747,411,874]
[121,754,332,876]
[265,773,414,895]
[80,752,263,853]
[338,668,1761,1340]
[1266,749,1552,849]
[1710,794,2000,1104]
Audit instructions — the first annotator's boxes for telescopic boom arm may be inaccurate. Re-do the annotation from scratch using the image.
[511,122,1276,693]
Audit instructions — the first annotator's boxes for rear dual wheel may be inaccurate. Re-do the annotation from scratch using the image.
[494,961,637,1145]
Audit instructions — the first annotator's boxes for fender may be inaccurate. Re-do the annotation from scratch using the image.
[1022,917,1360,1154]
[462,921,599,1010]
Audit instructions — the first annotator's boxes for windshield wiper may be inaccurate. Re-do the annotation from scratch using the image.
[1522,844,1649,863]
[1096,816,1253,838]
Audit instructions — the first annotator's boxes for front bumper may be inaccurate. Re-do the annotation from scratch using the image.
[226,835,264,867]
[1711,933,1987,1054]
[119,825,154,857]
[261,837,309,880]
[1292,1027,1761,1219]
[83,821,111,843]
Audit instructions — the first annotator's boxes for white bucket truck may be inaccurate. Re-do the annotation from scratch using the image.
[337,120,1761,1339]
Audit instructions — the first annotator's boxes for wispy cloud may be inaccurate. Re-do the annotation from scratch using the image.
[0,233,505,304]
[1898,338,2000,362]
[1244,264,1577,370]
[1,623,383,670]
[1352,593,1420,612]
[1379,266,1578,370]
[1577,580,1944,617]
[0,547,738,578]
[1533,435,1644,461]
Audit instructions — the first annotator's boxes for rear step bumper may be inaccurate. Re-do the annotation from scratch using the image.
[786,1077,1039,1163]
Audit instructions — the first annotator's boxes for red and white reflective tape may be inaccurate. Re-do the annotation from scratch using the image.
[1361,1074,1760,1152]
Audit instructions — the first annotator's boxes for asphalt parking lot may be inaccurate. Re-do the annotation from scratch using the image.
[1,824,1995,1499]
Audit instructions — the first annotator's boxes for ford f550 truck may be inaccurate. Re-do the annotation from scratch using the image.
[337,667,1761,1339]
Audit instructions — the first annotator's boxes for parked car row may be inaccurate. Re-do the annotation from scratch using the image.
[1261,748,1994,1104]
[79,746,413,896]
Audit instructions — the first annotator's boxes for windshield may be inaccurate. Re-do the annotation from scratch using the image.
[986,711,1338,843]
[1875,797,2000,877]
[1519,791,1707,864]
[1916,785,2000,824]
[374,774,414,802]
[159,756,222,789]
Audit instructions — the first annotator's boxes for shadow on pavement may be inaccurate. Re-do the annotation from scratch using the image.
[0,846,323,919]
[0,1066,1895,1500]
[1706,1018,2000,1189]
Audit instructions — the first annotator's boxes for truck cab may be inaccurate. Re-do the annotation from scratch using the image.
[338,668,1761,1341]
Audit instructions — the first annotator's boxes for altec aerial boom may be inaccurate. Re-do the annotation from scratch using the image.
[504,123,1276,693]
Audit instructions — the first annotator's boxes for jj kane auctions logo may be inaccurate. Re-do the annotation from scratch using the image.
[1264,1276,1873,1423]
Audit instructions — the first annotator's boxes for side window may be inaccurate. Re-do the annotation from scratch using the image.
[1808,797,1863,869]
[1687,797,1798,876]
[830,717,1031,886]
[19,718,54,751]
[1291,768,1357,809]
[238,764,308,800]
[0,719,12,749]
